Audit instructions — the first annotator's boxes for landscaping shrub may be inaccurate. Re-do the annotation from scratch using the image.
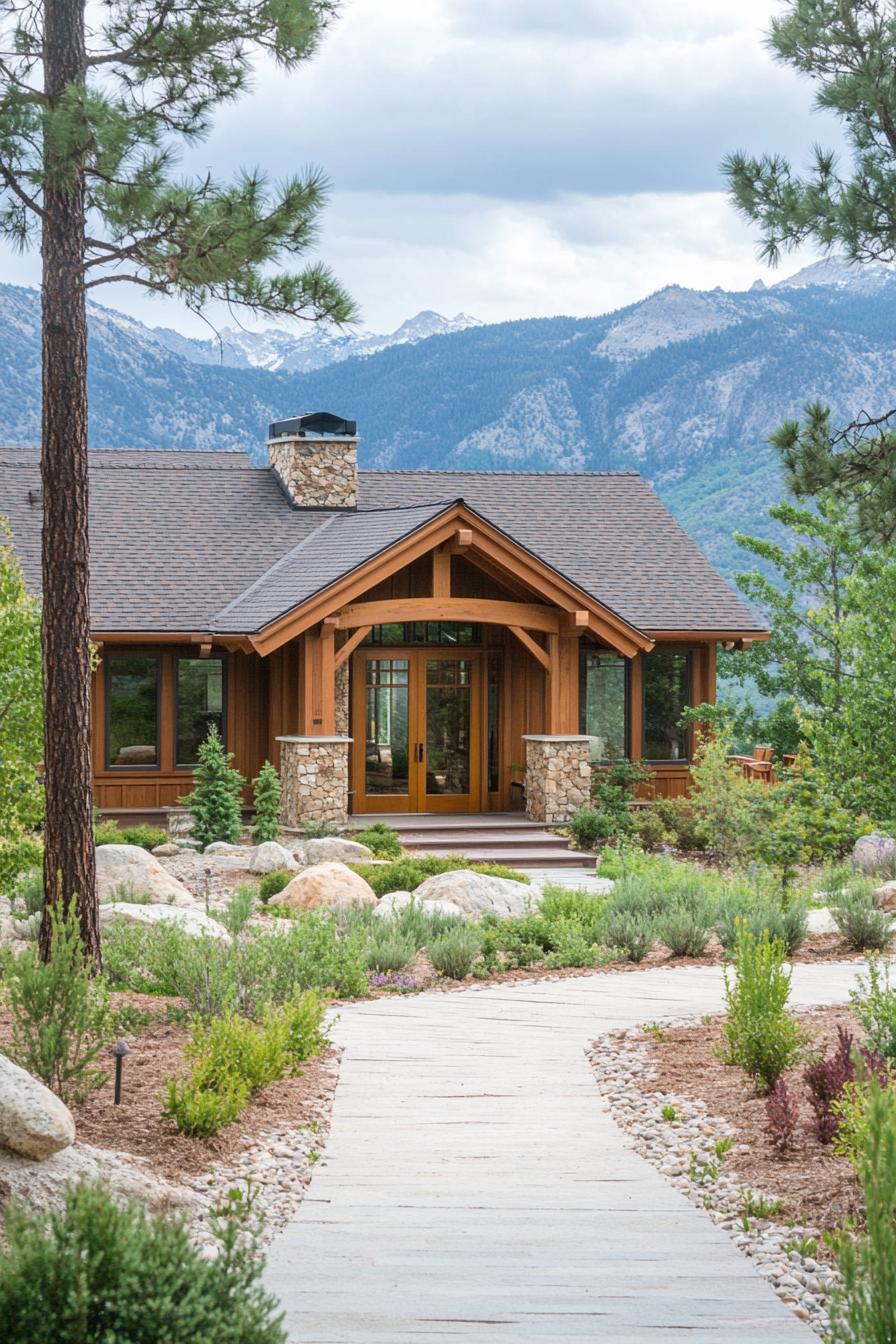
[219,884,256,937]
[539,886,607,945]
[831,879,893,952]
[828,1080,896,1344]
[588,759,652,841]
[764,1078,800,1151]
[568,808,616,852]
[390,900,464,947]
[720,922,807,1092]
[603,910,656,963]
[364,923,416,974]
[689,730,765,866]
[355,855,529,899]
[0,834,43,900]
[353,821,403,860]
[164,1074,249,1138]
[428,925,482,979]
[630,805,669,851]
[479,913,556,969]
[804,1027,862,1144]
[258,869,293,903]
[250,761,281,845]
[4,903,112,1102]
[93,817,123,845]
[0,1181,286,1344]
[103,913,369,1014]
[850,959,896,1062]
[542,919,602,969]
[714,892,809,957]
[117,824,169,851]
[658,903,712,958]
[10,868,43,917]
[179,724,245,848]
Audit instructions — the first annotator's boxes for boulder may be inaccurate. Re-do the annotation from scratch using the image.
[874,880,896,912]
[270,862,377,912]
[248,841,299,875]
[374,891,414,917]
[412,870,540,919]
[151,842,182,857]
[204,841,244,855]
[0,1053,75,1160]
[304,837,374,864]
[853,831,896,874]
[421,898,466,920]
[98,902,231,941]
[95,845,195,907]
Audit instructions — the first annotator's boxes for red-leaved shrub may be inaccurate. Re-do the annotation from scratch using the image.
[803,1026,887,1143]
[765,1078,800,1151]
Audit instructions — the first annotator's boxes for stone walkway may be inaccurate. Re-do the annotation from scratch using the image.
[264,962,865,1342]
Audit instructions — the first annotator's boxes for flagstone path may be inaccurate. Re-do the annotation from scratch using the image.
[264,961,866,1342]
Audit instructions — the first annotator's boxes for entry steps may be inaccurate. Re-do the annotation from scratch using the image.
[347,812,594,869]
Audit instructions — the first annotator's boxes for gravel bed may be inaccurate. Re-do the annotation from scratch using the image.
[588,1028,839,1337]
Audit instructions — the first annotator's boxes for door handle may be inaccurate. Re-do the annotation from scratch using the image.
[415,742,424,763]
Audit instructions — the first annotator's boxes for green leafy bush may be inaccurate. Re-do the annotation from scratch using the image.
[0,834,43,901]
[10,868,43,917]
[568,808,616,852]
[659,903,712,958]
[118,825,169,851]
[831,880,893,952]
[721,922,807,1093]
[428,925,482,979]
[179,725,245,849]
[850,960,896,1062]
[543,919,602,969]
[219,884,255,937]
[829,1080,896,1344]
[353,822,403,860]
[355,855,529,899]
[258,869,293,903]
[588,759,652,841]
[364,923,416,974]
[630,805,669,850]
[93,817,123,845]
[0,1181,286,1344]
[250,761,281,845]
[165,1074,249,1137]
[4,903,112,1102]
[603,910,656,963]
[539,886,607,945]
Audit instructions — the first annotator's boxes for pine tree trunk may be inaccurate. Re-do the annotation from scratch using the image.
[38,0,100,970]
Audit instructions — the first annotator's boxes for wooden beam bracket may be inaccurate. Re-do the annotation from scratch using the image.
[507,625,551,670]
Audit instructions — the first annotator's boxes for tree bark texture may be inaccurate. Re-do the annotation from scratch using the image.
[38,0,100,969]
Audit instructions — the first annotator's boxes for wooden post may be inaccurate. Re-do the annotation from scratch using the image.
[545,633,580,734]
[299,625,337,735]
[629,652,644,761]
[432,549,451,598]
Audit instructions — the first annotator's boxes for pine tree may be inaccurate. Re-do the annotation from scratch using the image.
[0,0,355,965]
[251,761,281,845]
[723,1,896,539]
[180,726,246,850]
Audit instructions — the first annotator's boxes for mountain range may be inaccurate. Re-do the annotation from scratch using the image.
[1,257,895,578]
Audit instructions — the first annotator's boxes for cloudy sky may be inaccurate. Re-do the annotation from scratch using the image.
[5,0,843,334]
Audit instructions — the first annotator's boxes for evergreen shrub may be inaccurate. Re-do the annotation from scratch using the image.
[179,725,245,848]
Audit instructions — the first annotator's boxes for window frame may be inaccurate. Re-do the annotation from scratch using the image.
[641,649,693,764]
[104,652,162,771]
[578,647,630,762]
[173,654,228,771]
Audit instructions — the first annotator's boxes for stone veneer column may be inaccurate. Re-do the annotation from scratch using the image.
[522,735,592,825]
[276,736,351,827]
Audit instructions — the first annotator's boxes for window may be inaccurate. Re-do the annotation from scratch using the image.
[579,651,627,760]
[176,657,226,767]
[643,651,691,761]
[487,653,501,793]
[106,655,159,768]
[363,622,481,646]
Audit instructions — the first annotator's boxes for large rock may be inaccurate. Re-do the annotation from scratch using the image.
[0,1053,75,1160]
[412,870,540,919]
[0,1140,198,1214]
[874,880,896,912]
[248,841,299,875]
[98,902,231,942]
[95,845,195,907]
[374,891,466,920]
[270,862,377,912]
[854,831,896,874]
[304,837,374,864]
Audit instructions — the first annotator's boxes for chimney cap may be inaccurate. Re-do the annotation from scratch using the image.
[268,411,357,440]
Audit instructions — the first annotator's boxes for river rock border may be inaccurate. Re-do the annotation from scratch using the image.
[588,1027,838,1337]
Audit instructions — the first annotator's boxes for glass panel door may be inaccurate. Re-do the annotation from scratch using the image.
[421,655,480,812]
[363,658,410,802]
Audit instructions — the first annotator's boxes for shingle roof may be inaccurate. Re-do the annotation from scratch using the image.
[0,449,765,635]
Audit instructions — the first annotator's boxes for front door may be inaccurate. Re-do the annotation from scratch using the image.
[352,649,481,813]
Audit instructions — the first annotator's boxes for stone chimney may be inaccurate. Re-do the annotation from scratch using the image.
[267,411,359,509]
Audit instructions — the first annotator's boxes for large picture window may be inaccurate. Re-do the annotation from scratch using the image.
[643,651,691,762]
[106,655,160,768]
[176,657,226,767]
[579,651,627,760]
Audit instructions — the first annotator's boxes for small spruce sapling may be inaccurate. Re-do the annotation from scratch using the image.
[179,726,245,849]
[251,761,281,845]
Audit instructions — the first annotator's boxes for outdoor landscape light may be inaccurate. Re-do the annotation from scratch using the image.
[109,1039,132,1106]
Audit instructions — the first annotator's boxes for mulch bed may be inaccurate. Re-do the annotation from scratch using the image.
[639,1006,865,1234]
[0,993,337,1186]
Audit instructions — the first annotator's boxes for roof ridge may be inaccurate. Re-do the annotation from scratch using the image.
[358,468,643,478]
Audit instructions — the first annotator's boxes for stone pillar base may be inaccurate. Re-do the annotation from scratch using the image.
[522,735,592,825]
[276,736,351,827]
